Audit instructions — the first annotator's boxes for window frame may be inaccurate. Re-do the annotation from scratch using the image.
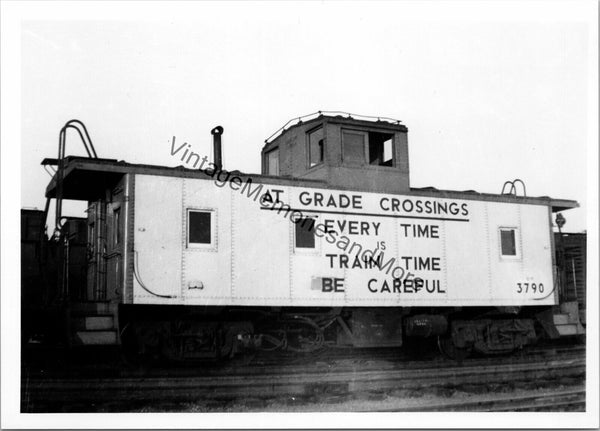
[341,129,368,164]
[265,147,280,176]
[368,131,395,167]
[293,216,319,253]
[341,128,397,168]
[498,226,520,260]
[307,126,325,169]
[186,208,217,251]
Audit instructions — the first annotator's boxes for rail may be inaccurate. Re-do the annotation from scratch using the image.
[373,388,585,412]
[264,111,403,144]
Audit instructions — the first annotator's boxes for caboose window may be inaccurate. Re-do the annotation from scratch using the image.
[266,148,279,176]
[295,217,316,248]
[342,130,395,166]
[342,131,366,163]
[500,228,517,256]
[188,210,212,245]
[368,132,394,166]
[308,127,324,167]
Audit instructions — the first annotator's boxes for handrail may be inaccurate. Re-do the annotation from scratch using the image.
[512,179,526,196]
[54,120,98,233]
[264,110,403,144]
[58,120,98,159]
[501,178,527,197]
[501,181,514,195]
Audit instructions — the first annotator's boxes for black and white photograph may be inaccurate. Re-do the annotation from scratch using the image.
[1,1,598,429]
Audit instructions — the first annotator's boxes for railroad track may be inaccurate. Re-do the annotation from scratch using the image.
[21,344,585,412]
[373,388,586,412]
[22,341,586,378]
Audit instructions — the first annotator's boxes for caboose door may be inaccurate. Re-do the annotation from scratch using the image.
[105,200,123,301]
[86,196,124,302]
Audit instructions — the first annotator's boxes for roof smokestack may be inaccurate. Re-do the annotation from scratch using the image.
[211,126,223,171]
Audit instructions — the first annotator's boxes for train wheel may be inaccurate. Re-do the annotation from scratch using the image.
[437,335,471,361]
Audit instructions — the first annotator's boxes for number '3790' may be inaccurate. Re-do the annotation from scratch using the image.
[516,282,544,294]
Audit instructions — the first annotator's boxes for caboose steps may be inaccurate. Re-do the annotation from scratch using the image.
[537,301,585,339]
[68,301,120,346]
[73,330,118,345]
[552,302,585,337]
[72,315,114,331]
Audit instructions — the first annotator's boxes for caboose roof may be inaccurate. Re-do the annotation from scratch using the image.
[261,112,408,152]
[43,156,578,212]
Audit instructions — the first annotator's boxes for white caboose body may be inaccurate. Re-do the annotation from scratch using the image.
[132,173,557,308]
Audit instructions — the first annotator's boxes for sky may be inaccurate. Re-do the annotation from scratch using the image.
[20,3,592,232]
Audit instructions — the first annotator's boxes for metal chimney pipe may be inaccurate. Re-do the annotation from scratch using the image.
[211,126,224,171]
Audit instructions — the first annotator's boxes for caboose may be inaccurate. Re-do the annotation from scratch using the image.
[28,112,585,360]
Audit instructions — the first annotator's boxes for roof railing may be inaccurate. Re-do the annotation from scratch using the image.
[264,110,403,144]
